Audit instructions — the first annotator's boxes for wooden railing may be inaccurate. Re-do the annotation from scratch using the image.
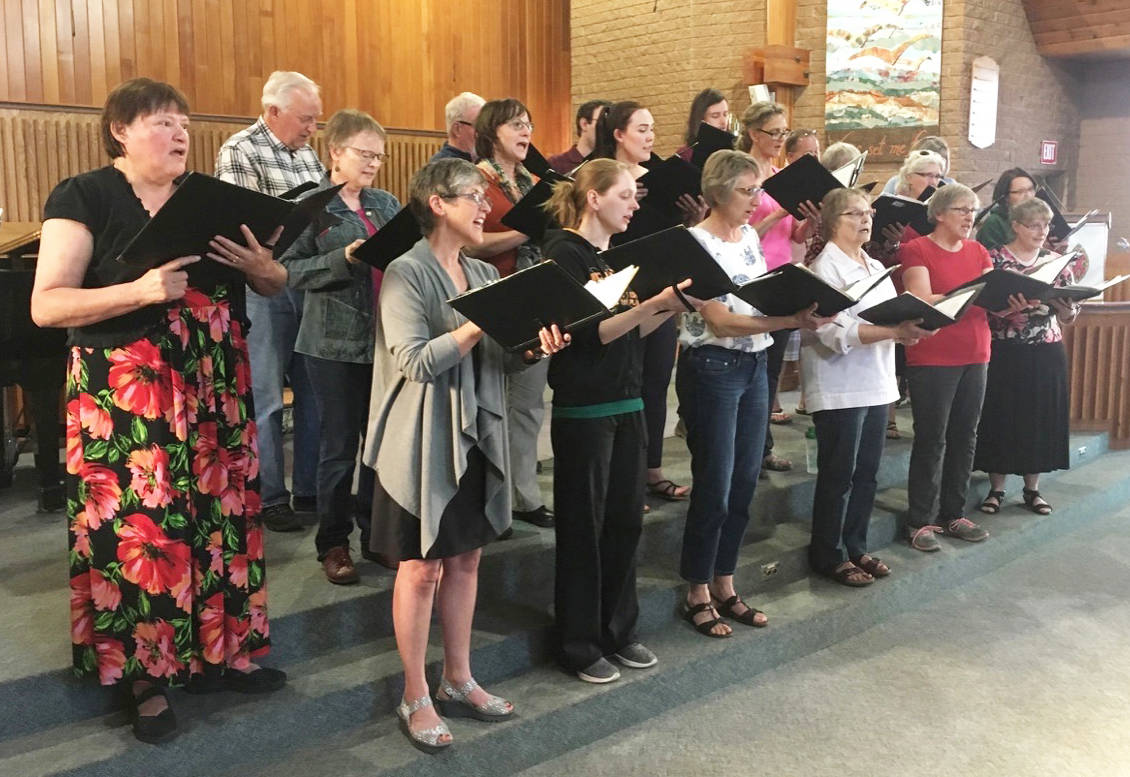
[0,107,444,221]
[1065,301,1130,448]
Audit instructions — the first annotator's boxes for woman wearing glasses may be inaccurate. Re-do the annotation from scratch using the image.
[898,183,1026,552]
[975,168,1038,252]
[802,189,930,585]
[471,98,555,529]
[677,151,829,636]
[737,102,819,464]
[364,159,568,752]
[281,109,400,584]
[974,197,1078,516]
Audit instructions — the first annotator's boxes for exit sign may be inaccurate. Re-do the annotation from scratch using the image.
[1040,140,1058,165]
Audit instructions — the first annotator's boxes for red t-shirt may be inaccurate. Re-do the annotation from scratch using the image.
[899,236,992,367]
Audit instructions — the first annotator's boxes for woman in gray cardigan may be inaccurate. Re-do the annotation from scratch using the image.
[362,159,567,753]
[281,109,400,585]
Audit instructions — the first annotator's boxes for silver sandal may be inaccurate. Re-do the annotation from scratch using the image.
[435,677,514,722]
[395,695,452,753]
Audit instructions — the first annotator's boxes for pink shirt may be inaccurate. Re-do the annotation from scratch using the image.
[748,167,797,271]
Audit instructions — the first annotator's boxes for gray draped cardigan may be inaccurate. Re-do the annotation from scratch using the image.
[362,238,516,556]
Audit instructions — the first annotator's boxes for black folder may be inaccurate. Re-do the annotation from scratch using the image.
[859,283,985,331]
[446,260,621,352]
[637,155,702,222]
[601,225,734,301]
[761,154,846,220]
[1043,274,1130,302]
[114,173,343,284]
[950,252,1077,312]
[871,194,935,238]
[500,178,563,242]
[733,263,898,318]
[523,144,571,184]
[689,122,737,169]
[351,207,423,271]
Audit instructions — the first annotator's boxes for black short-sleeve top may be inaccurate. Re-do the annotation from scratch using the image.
[42,165,244,348]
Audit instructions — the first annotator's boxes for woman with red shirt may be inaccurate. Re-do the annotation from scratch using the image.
[899,183,1029,552]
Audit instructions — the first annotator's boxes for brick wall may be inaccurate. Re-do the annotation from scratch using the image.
[1077,61,1130,252]
[571,0,1083,203]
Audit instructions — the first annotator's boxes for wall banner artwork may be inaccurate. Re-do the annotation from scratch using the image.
[824,0,944,161]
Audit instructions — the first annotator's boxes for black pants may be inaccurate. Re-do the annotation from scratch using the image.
[763,328,793,457]
[307,356,372,558]
[641,317,677,470]
[552,411,646,672]
[809,404,887,574]
[906,363,987,528]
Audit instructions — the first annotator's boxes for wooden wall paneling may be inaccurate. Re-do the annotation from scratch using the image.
[87,0,107,99]
[100,0,120,87]
[1064,303,1130,449]
[20,0,42,101]
[5,0,28,101]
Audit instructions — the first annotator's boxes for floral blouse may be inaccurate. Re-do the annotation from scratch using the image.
[987,245,1077,344]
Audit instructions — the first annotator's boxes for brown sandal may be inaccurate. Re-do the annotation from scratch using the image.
[830,561,873,587]
[852,555,890,578]
[682,602,731,638]
[647,479,689,501]
[711,593,768,627]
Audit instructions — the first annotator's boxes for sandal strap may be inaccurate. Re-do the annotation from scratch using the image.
[400,694,434,715]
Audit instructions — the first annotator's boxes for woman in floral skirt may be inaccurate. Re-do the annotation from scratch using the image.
[32,78,289,743]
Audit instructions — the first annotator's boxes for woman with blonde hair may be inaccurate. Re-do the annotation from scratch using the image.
[542,158,697,683]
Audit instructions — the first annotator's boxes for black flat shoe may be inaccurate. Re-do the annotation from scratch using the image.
[129,685,177,744]
[223,666,287,694]
[513,506,554,528]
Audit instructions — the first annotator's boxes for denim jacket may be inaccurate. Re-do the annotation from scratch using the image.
[281,179,400,363]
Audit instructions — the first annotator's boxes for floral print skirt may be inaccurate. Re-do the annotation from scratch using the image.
[66,287,269,686]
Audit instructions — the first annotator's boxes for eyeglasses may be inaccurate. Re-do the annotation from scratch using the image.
[1019,221,1050,231]
[442,190,492,210]
[756,128,790,140]
[454,119,475,129]
[947,207,978,216]
[733,185,763,198]
[346,146,388,162]
[839,209,876,220]
[506,119,535,132]
[912,171,943,180]
[1009,185,1036,196]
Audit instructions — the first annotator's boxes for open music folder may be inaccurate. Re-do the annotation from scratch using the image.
[637,155,703,222]
[601,225,734,301]
[500,178,563,242]
[760,152,868,220]
[952,252,1079,311]
[446,261,639,352]
[733,263,898,317]
[859,283,985,330]
[871,193,935,238]
[115,173,344,283]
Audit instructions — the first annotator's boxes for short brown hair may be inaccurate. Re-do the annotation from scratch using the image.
[474,98,531,162]
[408,159,487,236]
[700,150,760,209]
[820,188,871,242]
[101,78,190,159]
[324,109,387,151]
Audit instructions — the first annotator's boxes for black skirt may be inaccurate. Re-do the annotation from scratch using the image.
[974,339,1070,475]
[369,446,501,561]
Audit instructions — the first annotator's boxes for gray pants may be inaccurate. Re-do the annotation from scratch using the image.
[906,363,987,528]
[507,358,550,511]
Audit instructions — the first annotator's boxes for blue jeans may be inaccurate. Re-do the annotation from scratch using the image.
[809,404,887,574]
[246,287,320,507]
[677,346,768,584]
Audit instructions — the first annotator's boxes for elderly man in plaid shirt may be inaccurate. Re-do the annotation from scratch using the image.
[216,71,326,533]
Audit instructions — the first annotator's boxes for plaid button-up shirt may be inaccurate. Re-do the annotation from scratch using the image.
[214,118,325,196]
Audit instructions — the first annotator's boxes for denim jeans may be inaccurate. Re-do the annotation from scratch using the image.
[307,356,372,558]
[677,345,768,583]
[809,404,888,574]
[246,287,320,507]
[906,363,987,527]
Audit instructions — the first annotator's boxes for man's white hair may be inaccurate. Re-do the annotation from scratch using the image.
[262,71,320,112]
[444,92,486,130]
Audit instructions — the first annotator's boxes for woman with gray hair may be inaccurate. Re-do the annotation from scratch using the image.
[281,109,400,584]
[802,188,931,585]
[676,150,831,637]
[363,159,568,753]
[898,183,1032,551]
[975,197,1079,515]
